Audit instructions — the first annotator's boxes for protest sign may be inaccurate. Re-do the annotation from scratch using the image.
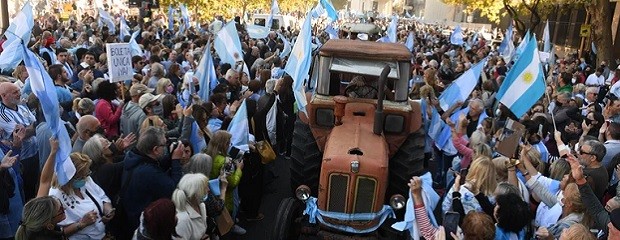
[106,43,133,82]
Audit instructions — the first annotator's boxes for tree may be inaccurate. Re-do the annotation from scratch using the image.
[587,0,613,66]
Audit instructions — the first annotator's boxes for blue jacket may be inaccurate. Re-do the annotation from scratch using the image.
[120,148,183,233]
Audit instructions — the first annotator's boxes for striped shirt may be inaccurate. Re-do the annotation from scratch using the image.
[0,103,38,159]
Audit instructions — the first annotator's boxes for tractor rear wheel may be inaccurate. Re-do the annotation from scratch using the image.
[290,117,323,194]
[387,130,426,204]
[271,197,304,240]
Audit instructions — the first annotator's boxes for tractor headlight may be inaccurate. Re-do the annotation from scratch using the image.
[295,185,311,201]
[390,194,406,210]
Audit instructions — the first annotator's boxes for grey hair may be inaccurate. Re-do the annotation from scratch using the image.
[469,98,484,111]
[137,127,166,154]
[584,140,607,162]
[495,182,521,198]
[172,173,208,212]
[151,63,165,78]
[184,153,214,177]
[82,134,105,168]
[265,79,277,94]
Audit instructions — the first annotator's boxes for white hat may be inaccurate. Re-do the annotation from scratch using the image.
[138,93,163,109]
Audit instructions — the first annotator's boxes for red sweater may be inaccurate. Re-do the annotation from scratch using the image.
[95,99,123,139]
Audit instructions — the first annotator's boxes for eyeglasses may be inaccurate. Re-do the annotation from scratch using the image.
[139,61,145,65]
[579,149,594,156]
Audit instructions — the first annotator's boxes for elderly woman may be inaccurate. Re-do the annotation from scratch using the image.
[48,153,115,239]
[82,134,124,200]
[15,196,66,240]
[535,183,588,239]
[172,173,210,240]
[156,78,174,95]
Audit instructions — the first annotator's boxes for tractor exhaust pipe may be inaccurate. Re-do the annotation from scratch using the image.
[374,66,391,135]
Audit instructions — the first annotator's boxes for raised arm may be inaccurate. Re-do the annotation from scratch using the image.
[37,138,58,197]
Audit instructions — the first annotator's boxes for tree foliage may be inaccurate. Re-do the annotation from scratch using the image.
[159,0,313,22]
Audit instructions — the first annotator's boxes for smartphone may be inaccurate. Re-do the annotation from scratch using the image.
[228,146,240,159]
[444,211,460,240]
[459,168,468,185]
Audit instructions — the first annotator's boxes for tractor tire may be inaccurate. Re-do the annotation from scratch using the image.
[271,197,304,240]
[290,117,323,194]
[387,130,426,203]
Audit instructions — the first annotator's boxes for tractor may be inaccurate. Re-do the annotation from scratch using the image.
[272,39,425,240]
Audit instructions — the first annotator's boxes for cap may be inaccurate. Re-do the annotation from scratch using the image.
[616,65,620,70]
[129,83,153,97]
[138,93,162,109]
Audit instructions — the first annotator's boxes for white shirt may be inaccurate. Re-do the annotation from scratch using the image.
[585,73,605,86]
[49,177,111,240]
[174,203,207,240]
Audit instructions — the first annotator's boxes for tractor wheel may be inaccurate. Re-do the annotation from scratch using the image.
[387,130,426,203]
[290,117,323,194]
[271,197,304,240]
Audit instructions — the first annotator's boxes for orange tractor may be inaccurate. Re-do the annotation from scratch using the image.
[272,39,425,239]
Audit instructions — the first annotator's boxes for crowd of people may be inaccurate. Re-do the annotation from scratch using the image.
[0,3,619,240]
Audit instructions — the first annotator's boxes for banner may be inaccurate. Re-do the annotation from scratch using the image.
[106,43,134,82]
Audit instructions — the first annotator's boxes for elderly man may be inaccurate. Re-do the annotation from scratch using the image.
[0,82,38,200]
[72,115,101,152]
[579,140,609,200]
[121,84,152,137]
[119,127,188,239]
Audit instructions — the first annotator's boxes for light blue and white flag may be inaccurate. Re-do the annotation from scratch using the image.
[285,13,313,115]
[320,0,339,23]
[98,8,116,34]
[514,31,531,62]
[427,107,445,141]
[180,5,190,33]
[22,45,74,186]
[498,23,513,53]
[195,41,218,101]
[0,2,34,70]
[129,29,143,57]
[450,25,464,45]
[326,25,339,40]
[311,2,326,18]
[496,36,545,118]
[438,58,488,111]
[543,20,551,53]
[405,31,415,51]
[246,24,271,39]
[387,16,398,43]
[266,0,280,28]
[405,10,412,19]
[277,32,291,58]
[168,5,175,31]
[214,21,250,76]
[227,100,249,152]
[591,42,597,55]
[120,16,131,42]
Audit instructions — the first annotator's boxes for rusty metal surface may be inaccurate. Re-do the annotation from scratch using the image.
[319,40,412,62]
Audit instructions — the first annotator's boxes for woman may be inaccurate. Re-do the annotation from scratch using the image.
[166,63,182,93]
[95,80,124,140]
[161,94,182,138]
[535,183,589,239]
[69,98,95,127]
[276,76,294,156]
[12,65,28,89]
[442,156,497,215]
[134,198,179,240]
[48,153,114,239]
[82,134,123,201]
[494,193,532,240]
[15,196,66,240]
[172,173,210,240]
[156,78,174,95]
[146,63,165,89]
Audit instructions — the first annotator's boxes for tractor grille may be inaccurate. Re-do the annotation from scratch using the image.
[328,174,349,212]
[354,177,376,213]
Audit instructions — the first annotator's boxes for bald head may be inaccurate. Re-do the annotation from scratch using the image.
[76,115,101,140]
[0,82,20,108]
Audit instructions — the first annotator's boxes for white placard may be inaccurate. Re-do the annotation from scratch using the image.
[106,43,133,82]
[539,51,550,63]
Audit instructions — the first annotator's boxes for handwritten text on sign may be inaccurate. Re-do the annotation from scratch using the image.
[106,43,133,82]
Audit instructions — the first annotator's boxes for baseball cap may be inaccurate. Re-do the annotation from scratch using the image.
[138,93,162,109]
[129,83,154,97]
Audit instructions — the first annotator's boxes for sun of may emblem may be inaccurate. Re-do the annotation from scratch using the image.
[522,72,534,84]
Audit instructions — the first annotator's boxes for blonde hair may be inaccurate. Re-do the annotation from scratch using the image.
[156,78,173,95]
[172,173,208,212]
[492,157,510,182]
[52,153,92,194]
[524,147,545,174]
[466,156,497,196]
[140,116,166,134]
[561,223,595,240]
[204,131,232,157]
[72,98,95,115]
[15,196,59,240]
[12,65,27,79]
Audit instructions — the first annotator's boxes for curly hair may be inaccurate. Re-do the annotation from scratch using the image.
[495,193,532,233]
[95,80,118,101]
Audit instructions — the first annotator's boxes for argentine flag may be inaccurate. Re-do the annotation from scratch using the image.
[22,45,75,185]
[543,20,551,53]
[0,2,34,70]
[450,25,464,45]
[246,24,271,39]
[405,31,415,51]
[438,58,487,111]
[387,16,398,43]
[277,32,291,58]
[120,16,131,42]
[214,22,250,76]
[285,13,313,115]
[227,100,250,152]
[98,8,116,34]
[266,0,280,28]
[129,29,143,57]
[195,41,218,101]
[496,36,545,118]
[320,0,339,23]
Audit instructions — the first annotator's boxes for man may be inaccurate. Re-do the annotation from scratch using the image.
[139,93,163,119]
[48,64,75,105]
[586,67,605,88]
[0,82,38,200]
[71,51,104,83]
[579,140,609,200]
[465,98,485,138]
[601,122,620,176]
[271,57,285,80]
[604,96,620,123]
[221,69,241,103]
[132,56,146,74]
[120,127,188,239]
[607,65,620,85]
[72,115,102,152]
[161,50,177,72]
[55,48,73,78]
[583,87,600,115]
[121,84,152,137]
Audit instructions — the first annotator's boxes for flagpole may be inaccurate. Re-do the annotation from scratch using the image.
[540,58,558,132]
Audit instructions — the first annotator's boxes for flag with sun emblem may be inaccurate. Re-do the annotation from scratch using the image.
[495,36,545,118]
